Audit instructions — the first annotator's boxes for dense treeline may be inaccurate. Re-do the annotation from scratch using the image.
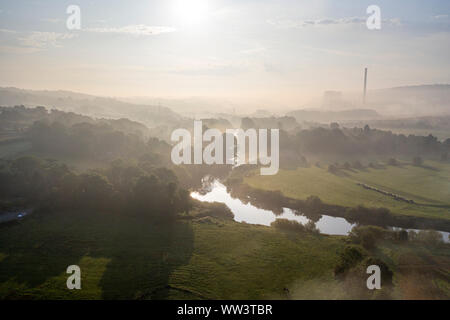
[27,121,157,161]
[0,157,191,219]
[0,105,149,137]
[293,125,449,157]
[0,106,234,188]
[241,116,299,131]
[3,106,449,163]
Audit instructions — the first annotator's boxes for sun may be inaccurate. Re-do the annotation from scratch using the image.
[174,0,210,25]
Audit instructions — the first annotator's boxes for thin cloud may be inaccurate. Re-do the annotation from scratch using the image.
[0,29,76,52]
[41,18,62,23]
[0,28,17,34]
[19,32,76,48]
[85,24,176,36]
[0,45,41,54]
[433,14,448,19]
[241,47,266,55]
[267,17,401,28]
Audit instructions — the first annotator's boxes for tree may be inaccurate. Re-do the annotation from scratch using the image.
[328,164,338,174]
[76,173,114,209]
[330,122,340,129]
[334,246,365,277]
[397,230,408,242]
[305,221,319,234]
[352,160,363,169]
[412,156,423,166]
[416,230,443,245]
[388,158,398,166]
[364,257,393,287]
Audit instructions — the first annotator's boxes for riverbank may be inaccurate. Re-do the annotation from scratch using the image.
[243,161,450,220]
[239,163,450,230]
[227,180,450,234]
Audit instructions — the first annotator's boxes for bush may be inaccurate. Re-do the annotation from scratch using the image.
[396,230,409,242]
[415,230,444,245]
[271,219,306,233]
[304,220,320,234]
[412,156,423,166]
[345,206,391,226]
[328,164,338,174]
[364,257,393,287]
[388,158,398,166]
[305,195,322,209]
[349,226,387,250]
[192,201,234,220]
[334,245,365,277]
[352,161,363,169]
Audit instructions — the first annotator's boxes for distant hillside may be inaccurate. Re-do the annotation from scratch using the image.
[122,96,240,118]
[368,84,450,117]
[0,87,182,128]
[286,109,381,123]
[0,105,150,139]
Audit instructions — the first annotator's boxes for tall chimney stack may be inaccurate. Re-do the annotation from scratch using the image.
[363,67,368,105]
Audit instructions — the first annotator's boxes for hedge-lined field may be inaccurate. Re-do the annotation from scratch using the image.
[245,160,450,221]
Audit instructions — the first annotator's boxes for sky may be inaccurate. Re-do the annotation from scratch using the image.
[0,0,449,108]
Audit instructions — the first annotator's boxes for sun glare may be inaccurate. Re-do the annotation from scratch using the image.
[174,0,210,25]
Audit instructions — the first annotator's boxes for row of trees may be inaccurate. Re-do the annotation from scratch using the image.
[0,157,191,220]
[27,121,155,161]
[293,126,449,157]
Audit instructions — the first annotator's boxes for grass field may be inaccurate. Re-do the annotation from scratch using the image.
[381,128,450,141]
[375,240,450,299]
[0,210,347,299]
[245,160,450,221]
[0,209,448,299]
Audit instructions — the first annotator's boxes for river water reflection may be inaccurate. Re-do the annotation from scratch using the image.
[191,180,355,235]
[191,180,450,242]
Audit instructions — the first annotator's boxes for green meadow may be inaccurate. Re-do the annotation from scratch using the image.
[0,210,346,300]
[1,209,448,299]
[245,161,450,221]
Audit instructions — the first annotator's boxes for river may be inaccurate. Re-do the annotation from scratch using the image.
[191,180,450,242]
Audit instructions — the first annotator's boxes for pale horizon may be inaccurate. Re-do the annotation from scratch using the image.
[1,0,450,108]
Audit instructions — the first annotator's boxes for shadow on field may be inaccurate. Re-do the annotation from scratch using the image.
[98,219,194,299]
[418,165,440,172]
[0,210,194,300]
[0,214,89,291]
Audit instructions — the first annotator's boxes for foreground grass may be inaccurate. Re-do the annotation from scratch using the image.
[375,241,450,299]
[0,210,346,299]
[245,161,450,221]
[0,210,448,299]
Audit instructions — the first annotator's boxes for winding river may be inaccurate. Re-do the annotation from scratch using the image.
[191,180,450,242]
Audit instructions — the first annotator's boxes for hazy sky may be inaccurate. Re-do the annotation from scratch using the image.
[0,0,449,107]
